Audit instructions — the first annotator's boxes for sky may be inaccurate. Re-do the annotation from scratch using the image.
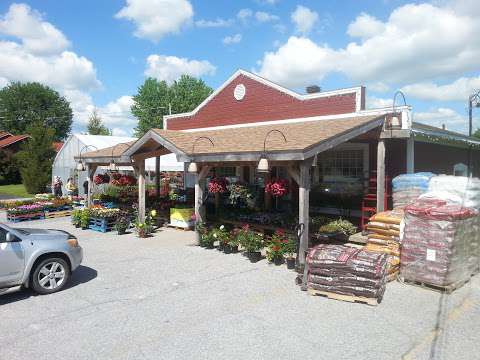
[0,0,479,137]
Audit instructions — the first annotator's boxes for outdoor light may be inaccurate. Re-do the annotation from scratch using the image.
[109,160,118,172]
[188,136,215,174]
[389,91,408,130]
[76,161,85,171]
[257,129,287,174]
[76,145,98,172]
[257,156,269,173]
[187,162,198,173]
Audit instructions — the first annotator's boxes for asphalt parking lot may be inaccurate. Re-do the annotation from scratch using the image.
[1,213,479,360]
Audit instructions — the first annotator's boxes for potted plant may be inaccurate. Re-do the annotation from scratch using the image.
[71,209,81,228]
[226,228,240,254]
[115,212,130,235]
[317,219,357,241]
[196,221,208,247]
[211,225,229,251]
[80,209,90,230]
[238,225,264,263]
[283,235,297,270]
[266,230,289,265]
[202,229,215,249]
[134,221,152,238]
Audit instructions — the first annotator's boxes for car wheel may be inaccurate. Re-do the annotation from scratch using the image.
[31,257,70,295]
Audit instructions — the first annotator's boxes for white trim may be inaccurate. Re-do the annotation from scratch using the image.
[164,69,363,129]
[179,106,406,133]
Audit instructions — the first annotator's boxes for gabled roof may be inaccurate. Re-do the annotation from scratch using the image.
[124,114,384,162]
[412,122,480,148]
[164,69,364,130]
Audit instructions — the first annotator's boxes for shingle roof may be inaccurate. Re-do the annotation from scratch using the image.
[0,134,29,148]
[153,115,382,155]
[81,141,135,158]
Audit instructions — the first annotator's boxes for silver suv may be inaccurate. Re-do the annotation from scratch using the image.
[0,223,83,295]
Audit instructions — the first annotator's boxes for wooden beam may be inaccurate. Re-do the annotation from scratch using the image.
[155,156,160,197]
[406,136,414,174]
[287,165,300,185]
[137,159,146,223]
[298,158,313,267]
[376,140,386,212]
[194,165,209,243]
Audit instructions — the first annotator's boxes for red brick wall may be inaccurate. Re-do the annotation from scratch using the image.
[166,74,360,130]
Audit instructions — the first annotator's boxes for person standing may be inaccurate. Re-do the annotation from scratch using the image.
[65,177,77,198]
[53,176,63,197]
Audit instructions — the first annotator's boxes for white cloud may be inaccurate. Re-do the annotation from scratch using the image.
[415,107,467,132]
[0,3,70,55]
[368,82,390,93]
[402,76,480,101]
[144,54,216,84]
[258,3,480,89]
[195,18,233,28]
[291,5,318,34]
[237,8,253,23]
[223,33,242,45]
[0,77,9,89]
[273,24,286,34]
[255,11,279,22]
[347,13,385,40]
[115,0,193,42]
[366,96,393,109]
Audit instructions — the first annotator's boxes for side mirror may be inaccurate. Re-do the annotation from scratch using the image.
[6,233,14,242]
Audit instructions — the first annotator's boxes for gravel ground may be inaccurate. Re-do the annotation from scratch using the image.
[1,213,479,360]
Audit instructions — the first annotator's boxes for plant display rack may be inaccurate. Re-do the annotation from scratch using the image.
[7,212,45,223]
[44,206,73,219]
[89,217,116,233]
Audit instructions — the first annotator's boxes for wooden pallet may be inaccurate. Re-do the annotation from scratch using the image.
[44,210,72,219]
[398,276,470,294]
[88,217,115,233]
[307,288,379,306]
[7,213,45,222]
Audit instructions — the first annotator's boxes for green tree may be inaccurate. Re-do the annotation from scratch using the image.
[0,82,73,141]
[15,122,56,194]
[169,75,213,114]
[473,128,480,139]
[131,75,213,137]
[87,109,111,135]
[132,78,170,137]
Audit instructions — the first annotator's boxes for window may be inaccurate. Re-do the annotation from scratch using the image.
[318,149,365,178]
[215,167,237,177]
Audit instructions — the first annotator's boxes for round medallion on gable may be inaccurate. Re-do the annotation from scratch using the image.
[234,84,246,101]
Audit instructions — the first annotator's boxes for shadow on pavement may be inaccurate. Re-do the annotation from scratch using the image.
[0,265,97,305]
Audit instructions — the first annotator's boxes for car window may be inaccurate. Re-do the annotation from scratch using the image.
[0,228,6,243]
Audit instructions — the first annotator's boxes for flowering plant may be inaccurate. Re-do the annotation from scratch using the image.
[237,224,264,253]
[89,208,120,219]
[208,177,228,194]
[265,229,288,262]
[211,224,230,245]
[265,178,289,197]
[7,204,44,215]
[227,182,252,205]
[94,173,110,185]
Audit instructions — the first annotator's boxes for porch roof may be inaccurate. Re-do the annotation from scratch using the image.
[124,114,384,162]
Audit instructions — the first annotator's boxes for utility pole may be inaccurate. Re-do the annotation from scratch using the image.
[468,90,480,177]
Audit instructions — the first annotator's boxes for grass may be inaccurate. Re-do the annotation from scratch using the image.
[0,184,33,198]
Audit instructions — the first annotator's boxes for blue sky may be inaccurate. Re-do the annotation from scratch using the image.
[0,0,478,136]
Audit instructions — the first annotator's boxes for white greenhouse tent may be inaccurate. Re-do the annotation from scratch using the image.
[52,134,184,195]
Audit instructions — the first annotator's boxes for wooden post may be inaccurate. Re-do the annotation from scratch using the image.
[406,136,414,174]
[298,159,312,267]
[155,156,161,197]
[377,139,386,212]
[195,166,210,243]
[137,159,146,223]
[264,172,272,211]
[86,164,97,208]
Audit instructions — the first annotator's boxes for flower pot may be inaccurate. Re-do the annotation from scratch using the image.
[248,251,262,263]
[81,226,88,230]
[117,229,126,235]
[217,243,224,251]
[75,224,80,228]
[206,243,215,249]
[230,245,239,253]
[273,256,284,266]
[286,257,296,270]
[223,244,232,254]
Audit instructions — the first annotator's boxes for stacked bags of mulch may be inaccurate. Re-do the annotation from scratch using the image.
[392,172,435,209]
[307,244,388,301]
[400,198,479,287]
[365,210,403,280]
[426,175,480,209]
